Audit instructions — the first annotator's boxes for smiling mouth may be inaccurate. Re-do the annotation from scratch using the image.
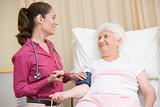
[100,44,106,47]
[99,42,108,47]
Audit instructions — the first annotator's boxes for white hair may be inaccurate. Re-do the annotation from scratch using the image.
[97,22,126,53]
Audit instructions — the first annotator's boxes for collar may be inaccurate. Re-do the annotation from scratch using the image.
[25,39,54,56]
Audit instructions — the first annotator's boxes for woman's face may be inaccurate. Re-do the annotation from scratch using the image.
[41,8,58,36]
[98,29,122,57]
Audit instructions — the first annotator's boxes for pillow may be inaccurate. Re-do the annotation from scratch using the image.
[122,27,160,77]
[72,27,160,77]
[72,28,100,71]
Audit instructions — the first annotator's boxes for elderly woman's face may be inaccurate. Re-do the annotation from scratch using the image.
[98,29,122,57]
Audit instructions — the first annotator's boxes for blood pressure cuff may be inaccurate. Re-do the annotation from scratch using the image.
[76,72,92,87]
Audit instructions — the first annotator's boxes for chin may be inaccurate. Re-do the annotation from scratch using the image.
[100,49,108,53]
[52,31,56,35]
[48,31,55,35]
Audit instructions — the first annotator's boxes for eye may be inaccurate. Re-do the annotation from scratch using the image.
[52,15,56,19]
[104,34,107,38]
[98,36,101,40]
[104,34,109,39]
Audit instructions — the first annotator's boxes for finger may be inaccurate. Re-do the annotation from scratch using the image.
[49,94,53,98]
[80,73,87,79]
[54,78,63,82]
[53,97,59,103]
[59,71,64,78]
[50,93,62,103]
[79,72,86,76]
[53,73,59,78]
[51,96,57,102]
[57,77,63,82]
[76,75,84,80]
[54,70,59,73]
[54,71,64,78]
[77,73,87,80]
[60,70,64,74]
[54,70,60,73]
[52,94,61,103]
[54,95,60,102]
[59,94,64,102]
[82,71,86,74]
[57,95,63,103]
[53,73,62,79]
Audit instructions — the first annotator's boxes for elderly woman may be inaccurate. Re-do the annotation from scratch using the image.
[50,23,156,107]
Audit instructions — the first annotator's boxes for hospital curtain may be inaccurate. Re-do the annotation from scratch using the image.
[18,0,160,70]
[18,0,43,8]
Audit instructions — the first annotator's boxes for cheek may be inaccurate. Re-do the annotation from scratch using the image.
[49,19,54,24]
[45,18,53,24]
[47,20,53,26]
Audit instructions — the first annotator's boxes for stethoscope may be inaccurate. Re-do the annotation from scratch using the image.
[31,40,61,80]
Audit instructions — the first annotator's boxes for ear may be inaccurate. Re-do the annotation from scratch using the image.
[34,14,44,24]
[117,37,122,46]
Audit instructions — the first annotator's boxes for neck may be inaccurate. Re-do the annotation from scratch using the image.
[31,30,46,44]
[32,36,46,44]
[102,52,119,62]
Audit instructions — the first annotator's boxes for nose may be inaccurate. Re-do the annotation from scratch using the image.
[55,22,58,26]
[99,37,104,43]
[55,20,58,25]
[54,19,58,26]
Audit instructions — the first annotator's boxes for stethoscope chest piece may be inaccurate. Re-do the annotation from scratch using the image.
[31,39,60,80]
[34,72,41,80]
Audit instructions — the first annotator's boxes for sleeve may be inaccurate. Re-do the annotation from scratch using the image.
[130,61,145,76]
[12,55,49,98]
[63,72,73,83]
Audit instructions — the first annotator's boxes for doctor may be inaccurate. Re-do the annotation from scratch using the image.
[12,2,86,107]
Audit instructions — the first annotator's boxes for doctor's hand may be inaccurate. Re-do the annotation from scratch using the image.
[49,92,65,103]
[48,70,64,84]
[70,72,87,83]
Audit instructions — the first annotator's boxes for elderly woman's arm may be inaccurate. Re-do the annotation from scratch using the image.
[137,70,156,107]
[50,84,89,103]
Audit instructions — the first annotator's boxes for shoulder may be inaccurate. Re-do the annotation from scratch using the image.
[127,58,144,76]
[12,44,32,64]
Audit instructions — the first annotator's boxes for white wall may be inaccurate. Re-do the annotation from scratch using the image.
[0,73,17,107]
[0,0,21,106]
[0,0,20,67]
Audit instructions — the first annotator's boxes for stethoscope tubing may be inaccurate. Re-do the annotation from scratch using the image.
[31,39,61,80]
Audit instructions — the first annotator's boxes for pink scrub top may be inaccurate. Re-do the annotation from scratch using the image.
[12,39,71,99]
